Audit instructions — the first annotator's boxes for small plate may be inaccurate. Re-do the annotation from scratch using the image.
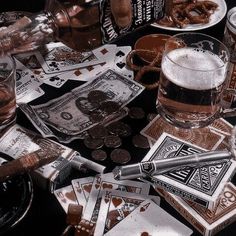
[151,0,227,31]
[0,152,33,234]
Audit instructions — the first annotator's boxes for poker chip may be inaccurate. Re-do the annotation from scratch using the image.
[110,148,131,164]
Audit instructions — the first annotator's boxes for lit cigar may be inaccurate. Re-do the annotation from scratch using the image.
[0,148,63,182]
[113,150,232,180]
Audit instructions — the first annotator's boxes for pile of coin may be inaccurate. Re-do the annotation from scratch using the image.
[83,105,151,165]
[76,90,121,123]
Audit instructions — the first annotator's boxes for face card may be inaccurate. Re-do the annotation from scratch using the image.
[83,172,150,223]
[71,177,94,213]
[35,42,117,74]
[54,185,78,212]
[93,189,161,236]
[104,199,193,236]
[113,46,134,80]
[141,115,225,150]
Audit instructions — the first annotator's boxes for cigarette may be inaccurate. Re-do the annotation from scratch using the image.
[113,150,232,180]
[72,153,105,173]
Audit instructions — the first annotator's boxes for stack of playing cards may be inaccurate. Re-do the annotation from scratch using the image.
[54,172,193,236]
[14,41,134,104]
[139,117,236,236]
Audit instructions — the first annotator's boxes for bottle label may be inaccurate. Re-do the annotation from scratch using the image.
[100,0,165,43]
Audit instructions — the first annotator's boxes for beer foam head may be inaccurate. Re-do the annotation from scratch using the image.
[162,48,226,90]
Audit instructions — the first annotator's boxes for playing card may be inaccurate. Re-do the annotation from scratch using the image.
[209,118,234,151]
[54,185,78,212]
[104,199,193,236]
[142,132,236,210]
[113,46,134,79]
[83,172,151,223]
[59,62,110,82]
[15,59,43,100]
[14,51,51,80]
[71,177,94,213]
[35,42,117,74]
[156,182,236,236]
[43,74,68,88]
[141,115,225,150]
[210,118,233,136]
[93,189,161,236]
[17,87,45,104]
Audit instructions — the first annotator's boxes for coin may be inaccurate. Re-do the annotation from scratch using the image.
[88,124,108,139]
[104,135,122,148]
[107,121,132,137]
[87,90,109,103]
[110,148,131,164]
[89,110,104,123]
[128,107,145,119]
[132,134,150,149]
[83,137,104,149]
[100,101,120,114]
[91,150,107,161]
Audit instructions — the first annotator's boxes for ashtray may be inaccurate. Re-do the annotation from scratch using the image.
[0,152,33,234]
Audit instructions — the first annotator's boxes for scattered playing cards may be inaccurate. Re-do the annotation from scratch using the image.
[54,172,195,236]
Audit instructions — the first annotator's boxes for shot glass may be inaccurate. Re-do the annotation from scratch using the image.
[156,32,230,129]
[0,55,16,133]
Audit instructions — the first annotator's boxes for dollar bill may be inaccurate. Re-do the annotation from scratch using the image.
[19,69,142,140]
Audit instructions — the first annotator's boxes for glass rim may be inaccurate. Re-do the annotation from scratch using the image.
[0,56,16,82]
[164,32,230,72]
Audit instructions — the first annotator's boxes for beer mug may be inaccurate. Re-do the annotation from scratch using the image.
[156,32,235,129]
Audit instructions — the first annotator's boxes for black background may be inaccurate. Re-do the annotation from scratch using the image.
[1,0,236,236]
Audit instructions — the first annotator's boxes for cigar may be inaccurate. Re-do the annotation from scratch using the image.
[0,148,62,182]
[113,150,232,180]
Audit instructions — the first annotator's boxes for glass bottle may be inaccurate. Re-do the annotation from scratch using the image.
[0,0,165,54]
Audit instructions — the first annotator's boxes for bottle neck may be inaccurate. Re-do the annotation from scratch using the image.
[44,0,74,46]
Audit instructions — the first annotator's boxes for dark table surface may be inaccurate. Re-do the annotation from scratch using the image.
[1,0,236,236]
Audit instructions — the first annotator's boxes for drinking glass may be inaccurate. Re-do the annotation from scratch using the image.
[156,32,230,128]
[0,56,16,133]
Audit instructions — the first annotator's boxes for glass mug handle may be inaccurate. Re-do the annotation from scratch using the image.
[221,88,236,118]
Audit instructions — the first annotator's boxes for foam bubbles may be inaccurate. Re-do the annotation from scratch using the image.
[162,47,226,90]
